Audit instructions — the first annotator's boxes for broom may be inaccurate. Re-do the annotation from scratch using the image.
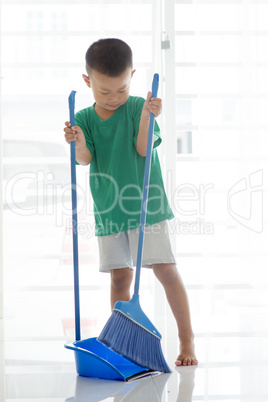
[98,74,171,373]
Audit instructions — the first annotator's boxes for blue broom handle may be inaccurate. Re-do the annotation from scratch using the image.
[68,90,81,341]
[134,74,159,295]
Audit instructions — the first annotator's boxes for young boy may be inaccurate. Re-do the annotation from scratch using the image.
[64,38,197,366]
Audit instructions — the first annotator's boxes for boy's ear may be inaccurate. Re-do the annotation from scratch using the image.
[82,74,91,88]
[131,69,136,78]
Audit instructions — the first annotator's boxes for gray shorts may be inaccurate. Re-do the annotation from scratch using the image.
[98,220,176,272]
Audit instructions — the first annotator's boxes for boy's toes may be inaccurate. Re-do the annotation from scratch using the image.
[175,355,198,366]
[175,358,182,366]
[183,357,192,366]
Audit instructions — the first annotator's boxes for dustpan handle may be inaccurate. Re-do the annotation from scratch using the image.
[134,74,159,295]
[68,90,81,341]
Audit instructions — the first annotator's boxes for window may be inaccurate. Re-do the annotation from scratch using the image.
[1,0,160,341]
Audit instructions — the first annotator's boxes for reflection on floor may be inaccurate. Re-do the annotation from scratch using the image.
[2,313,268,401]
[2,252,268,401]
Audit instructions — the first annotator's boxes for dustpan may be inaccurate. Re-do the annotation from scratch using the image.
[64,91,151,381]
[65,338,151,381]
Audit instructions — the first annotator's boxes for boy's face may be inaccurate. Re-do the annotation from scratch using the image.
[83,68,135,114]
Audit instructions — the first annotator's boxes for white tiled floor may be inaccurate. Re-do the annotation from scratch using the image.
[2,208,268,400]
[1,284,268,401]
[2,336,268,401]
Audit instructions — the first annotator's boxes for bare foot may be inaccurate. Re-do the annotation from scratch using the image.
[175,339,198,366]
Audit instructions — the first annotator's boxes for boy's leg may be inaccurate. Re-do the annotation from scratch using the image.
[110,267,133,311]
[152,263,198,366]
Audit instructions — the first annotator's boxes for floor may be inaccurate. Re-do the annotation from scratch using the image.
[1,282,268,401]
[2,207,268,401]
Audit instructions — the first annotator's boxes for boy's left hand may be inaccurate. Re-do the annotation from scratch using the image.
[143,91,162,118]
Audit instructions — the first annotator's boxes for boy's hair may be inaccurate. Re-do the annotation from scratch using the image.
[85,38,133,77]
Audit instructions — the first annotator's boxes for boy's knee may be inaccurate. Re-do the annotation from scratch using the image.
[110,267,133,289]
[152,263,179,285]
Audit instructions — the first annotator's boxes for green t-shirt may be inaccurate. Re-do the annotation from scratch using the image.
[75,95,174,236]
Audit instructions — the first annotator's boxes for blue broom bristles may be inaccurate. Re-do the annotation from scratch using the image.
[98,310,171,373]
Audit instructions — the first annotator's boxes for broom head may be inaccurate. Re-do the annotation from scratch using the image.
[97,294,171,373]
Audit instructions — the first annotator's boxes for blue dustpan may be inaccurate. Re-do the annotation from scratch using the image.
[65,91,150,381]
[65,338,151,381]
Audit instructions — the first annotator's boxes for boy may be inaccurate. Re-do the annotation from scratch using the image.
[64,38,197,366]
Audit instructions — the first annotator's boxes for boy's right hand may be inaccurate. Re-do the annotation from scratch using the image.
[64,122,86,149]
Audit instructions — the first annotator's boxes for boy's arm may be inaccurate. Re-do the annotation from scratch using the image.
[136,91,162,157]
[64,122,92,165]
[76,144,92,165]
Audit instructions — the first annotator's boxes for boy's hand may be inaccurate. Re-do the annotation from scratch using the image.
[63,121,92,165]
[64,122,86,149]
[142,91,162,118]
